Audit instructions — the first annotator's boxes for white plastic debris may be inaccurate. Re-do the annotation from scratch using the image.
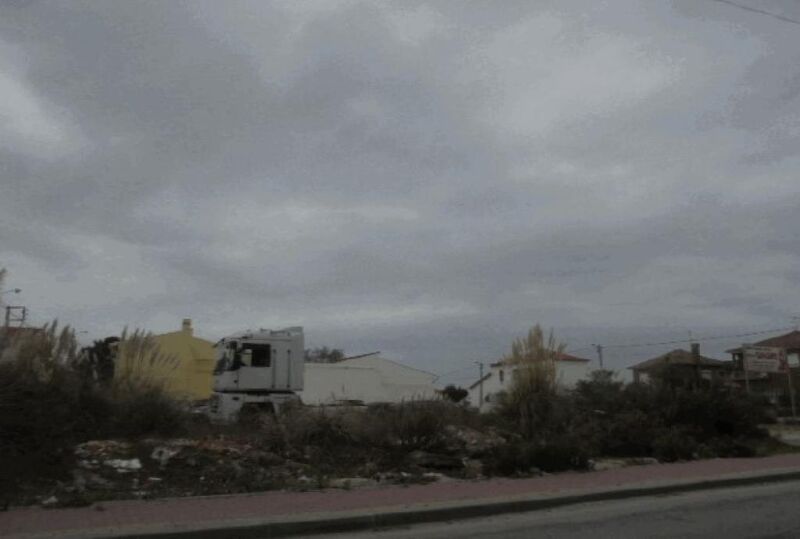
[151,446,181,468]
[103,458,142,473]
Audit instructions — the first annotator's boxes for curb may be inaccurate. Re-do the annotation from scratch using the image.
[21,468,800,539]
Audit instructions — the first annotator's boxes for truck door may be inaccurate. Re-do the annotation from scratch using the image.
[238,343,273,390]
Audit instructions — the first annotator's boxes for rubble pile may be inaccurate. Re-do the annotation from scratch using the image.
[38,423,522,506]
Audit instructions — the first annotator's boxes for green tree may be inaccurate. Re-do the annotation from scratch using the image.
[304,346,345,363]
[441,384,468,403]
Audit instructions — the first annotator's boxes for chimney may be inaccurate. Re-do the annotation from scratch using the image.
[182,318,193,336]
[691,342,700,359]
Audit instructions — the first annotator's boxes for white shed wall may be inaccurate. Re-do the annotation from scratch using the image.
[300,356,439,405]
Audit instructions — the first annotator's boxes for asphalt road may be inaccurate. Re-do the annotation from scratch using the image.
[299,480,800,539]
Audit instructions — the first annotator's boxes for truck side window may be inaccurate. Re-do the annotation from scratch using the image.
[248,344,272,367]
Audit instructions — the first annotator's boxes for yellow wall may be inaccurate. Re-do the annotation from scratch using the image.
[152,327,215,401]
[115,320,216,401]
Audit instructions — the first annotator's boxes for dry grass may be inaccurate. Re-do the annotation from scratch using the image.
[0,321,188,502]
[113,328,179,392]
[0,321,78,379]
[497,325,565,439]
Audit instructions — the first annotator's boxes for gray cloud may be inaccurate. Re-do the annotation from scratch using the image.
[2,0,800,382]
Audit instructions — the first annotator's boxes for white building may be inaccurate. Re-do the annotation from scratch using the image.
[467,352,592,411]
[299,352,439,405]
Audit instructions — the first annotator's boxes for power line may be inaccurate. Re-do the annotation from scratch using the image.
[435,364,476,379]
[710,0,800,26]
[595,326,795,350]
[564,346,594,355]
[436,325,796,378]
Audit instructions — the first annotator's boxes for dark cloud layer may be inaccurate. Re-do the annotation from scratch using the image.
[2,0,800,382]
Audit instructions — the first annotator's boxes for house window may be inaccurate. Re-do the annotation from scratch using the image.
[499,369,504,384]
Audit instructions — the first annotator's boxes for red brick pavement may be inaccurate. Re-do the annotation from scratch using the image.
[4,454,800,537]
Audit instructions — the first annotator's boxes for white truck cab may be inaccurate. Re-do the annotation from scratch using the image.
[209,326,304,421]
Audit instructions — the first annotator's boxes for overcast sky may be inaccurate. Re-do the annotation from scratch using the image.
[2,0,800,383]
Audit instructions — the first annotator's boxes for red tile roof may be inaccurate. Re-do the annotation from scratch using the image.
[726,330,800,354]
[556,352,592,363]
[629,348,729,372]
[0,326,42,339]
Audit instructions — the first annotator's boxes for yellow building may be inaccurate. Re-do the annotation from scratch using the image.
[115,319,216,401]
[150,319,216,400]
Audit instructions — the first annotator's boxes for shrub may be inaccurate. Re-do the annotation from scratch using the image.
[707,436,757,458]
[530,435,591,472]
[0,321,189,501]
[574,370,625,414]
[282,407,352,449]
[495,325,564,440]
[601,409,661,457]
[351,400,466,451]
[568,372,770,462]
[390,401,448,450]
[664,389,769,441]
[110,385,187,437]
[487,436,590,475]
[652,428,698,462]
[442,385,469,403]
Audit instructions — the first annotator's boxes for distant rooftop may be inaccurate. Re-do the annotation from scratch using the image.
[726,330,800,355]
[630,348,729,372]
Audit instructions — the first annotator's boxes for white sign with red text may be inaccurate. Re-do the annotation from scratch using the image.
[743,346,787,373]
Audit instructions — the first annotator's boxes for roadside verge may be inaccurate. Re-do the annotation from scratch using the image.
[6,457,800,539]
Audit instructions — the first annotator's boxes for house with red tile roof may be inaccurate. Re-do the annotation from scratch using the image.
[629,343,731,387]
[725,330,800,402]
[467,352,592,411]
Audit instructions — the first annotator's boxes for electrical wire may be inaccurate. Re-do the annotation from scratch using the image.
[710,0,800,26]
[433,363,483,382]
[563,346,594,356]
[571,326,796,352]
[436,326,797,379]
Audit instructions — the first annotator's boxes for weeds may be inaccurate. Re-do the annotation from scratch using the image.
[0,322,188,501]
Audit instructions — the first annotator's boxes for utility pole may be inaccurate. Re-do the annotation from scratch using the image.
[593,344,604,370]
[475,360,484,412]
[785,349,797,419]
[742,343,751,395]
[4,305,26,328]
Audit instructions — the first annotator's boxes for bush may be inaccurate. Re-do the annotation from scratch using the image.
[487,436,590,475]
[574,370,625,414]
[569,372,770,462]
[110,385,187,437]
[600,409,661,457]
[530,436,591,472]
[389,401,449,450]
[282,407,352,449]
[441,385,468,403]
[652,428,698,462]
[495,325,564,440]
[707,436,757,458]
[0,322,189,501]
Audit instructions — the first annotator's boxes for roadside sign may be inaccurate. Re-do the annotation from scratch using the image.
[743,346,787,373]
[789,353,800,369]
